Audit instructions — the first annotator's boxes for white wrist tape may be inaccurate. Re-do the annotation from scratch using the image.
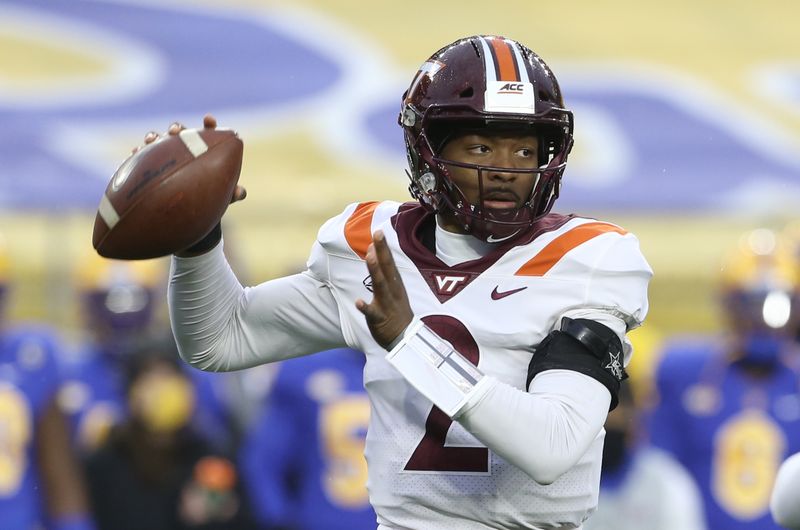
[386,317,486,418]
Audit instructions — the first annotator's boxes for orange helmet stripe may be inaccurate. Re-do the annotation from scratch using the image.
[489,37,520,82]
[345,201,381,259]
[515,222,628,277]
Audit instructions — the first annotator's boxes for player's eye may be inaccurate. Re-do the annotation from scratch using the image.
[467,144,490,154]
[516,147,536,158]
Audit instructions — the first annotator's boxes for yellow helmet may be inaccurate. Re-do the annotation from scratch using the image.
[718,229,800,362]
[75,252,167,337]
[719,229,799,294]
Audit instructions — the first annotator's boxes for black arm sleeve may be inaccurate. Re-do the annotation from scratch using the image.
[527,317,628,410]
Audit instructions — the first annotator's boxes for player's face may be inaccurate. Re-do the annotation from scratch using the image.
[438,132,539,234]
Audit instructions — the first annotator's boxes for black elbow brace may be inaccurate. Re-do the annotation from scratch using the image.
[527,317,628,410]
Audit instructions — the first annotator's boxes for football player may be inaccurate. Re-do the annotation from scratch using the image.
[583,386,706,530]
[59,253,234,453]
[239,348,375,530]
[649,228,800,530]
[83,339,254,530]
[158,35,652,529]
[0,235,96,529]
[58,253,164,451]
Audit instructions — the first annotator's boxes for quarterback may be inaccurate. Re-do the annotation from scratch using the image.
[164,35,652,529]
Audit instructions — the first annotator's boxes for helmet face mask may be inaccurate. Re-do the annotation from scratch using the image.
[85,284,156,334]
[76,254,164,354]
[400,35,574,242]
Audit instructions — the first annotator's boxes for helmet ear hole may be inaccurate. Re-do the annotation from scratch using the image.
[538,145,548,167]
[459,87,474,98]
[419,172,437,194]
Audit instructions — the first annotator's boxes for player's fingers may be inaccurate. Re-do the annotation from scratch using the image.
[168,121,185,135]
[203,114,218,129]
[355,298,382,322]
[365,244,385,289]
[365,244,393,301]
[231,185,247,203]
[134,131,160,153]
[373,230,405,294]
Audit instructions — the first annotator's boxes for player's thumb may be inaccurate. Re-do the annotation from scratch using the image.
[231,185,247,204]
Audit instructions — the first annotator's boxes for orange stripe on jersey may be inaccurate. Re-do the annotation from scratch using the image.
[490,38,519,81]
[345,201,380,259]
[515,222,628,277]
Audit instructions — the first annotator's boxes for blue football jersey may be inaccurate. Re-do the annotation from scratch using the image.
[58,345,125,452]
[59,343,235,453]
[239,348,376,530]
[649,337,800,530]
[0,326,64,528]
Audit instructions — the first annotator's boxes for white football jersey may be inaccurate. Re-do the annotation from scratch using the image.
[306,201,652,530]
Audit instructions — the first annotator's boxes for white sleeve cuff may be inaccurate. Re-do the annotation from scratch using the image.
[385,316,489,418]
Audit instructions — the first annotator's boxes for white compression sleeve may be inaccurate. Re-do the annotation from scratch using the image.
[169,240,346,372]
[772,452,800,529]
[457,369,610,485]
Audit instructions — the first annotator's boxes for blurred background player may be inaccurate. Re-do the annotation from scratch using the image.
[770,223,800,530]
[583,385,706,530]
[59,252,235,453]
[84,337,255,530]
[0,233,96,530]
[648,228,800,530]
[239,348,375,530]
[58,252,168,451]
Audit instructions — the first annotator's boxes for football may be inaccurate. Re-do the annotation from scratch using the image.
[92,127,243,260]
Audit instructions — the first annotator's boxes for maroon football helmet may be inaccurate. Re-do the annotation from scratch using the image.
[400,35,574,242]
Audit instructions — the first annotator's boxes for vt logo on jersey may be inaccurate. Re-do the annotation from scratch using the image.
[435,274,467,294]
[421,271,478,303]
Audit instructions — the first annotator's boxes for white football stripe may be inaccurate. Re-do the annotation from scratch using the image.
[479,37,497,82]
[179,129,208,157]
[509,40,530,83]
[98,194,120,229]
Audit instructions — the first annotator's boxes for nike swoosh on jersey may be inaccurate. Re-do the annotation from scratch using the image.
[490,286,528,300]
[486,230,521,243]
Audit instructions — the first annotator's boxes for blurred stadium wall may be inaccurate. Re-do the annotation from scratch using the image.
[1,0,799,360]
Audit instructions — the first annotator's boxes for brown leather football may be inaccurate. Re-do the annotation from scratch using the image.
[92,127,243,260]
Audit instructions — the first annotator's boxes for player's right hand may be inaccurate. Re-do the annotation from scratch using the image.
[134,114,247,258]
[136,114,247,206]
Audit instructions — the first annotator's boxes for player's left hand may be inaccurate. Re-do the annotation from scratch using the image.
[356,230,414,350]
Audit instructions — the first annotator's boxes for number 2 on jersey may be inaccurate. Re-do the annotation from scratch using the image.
[404,315,489,473]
